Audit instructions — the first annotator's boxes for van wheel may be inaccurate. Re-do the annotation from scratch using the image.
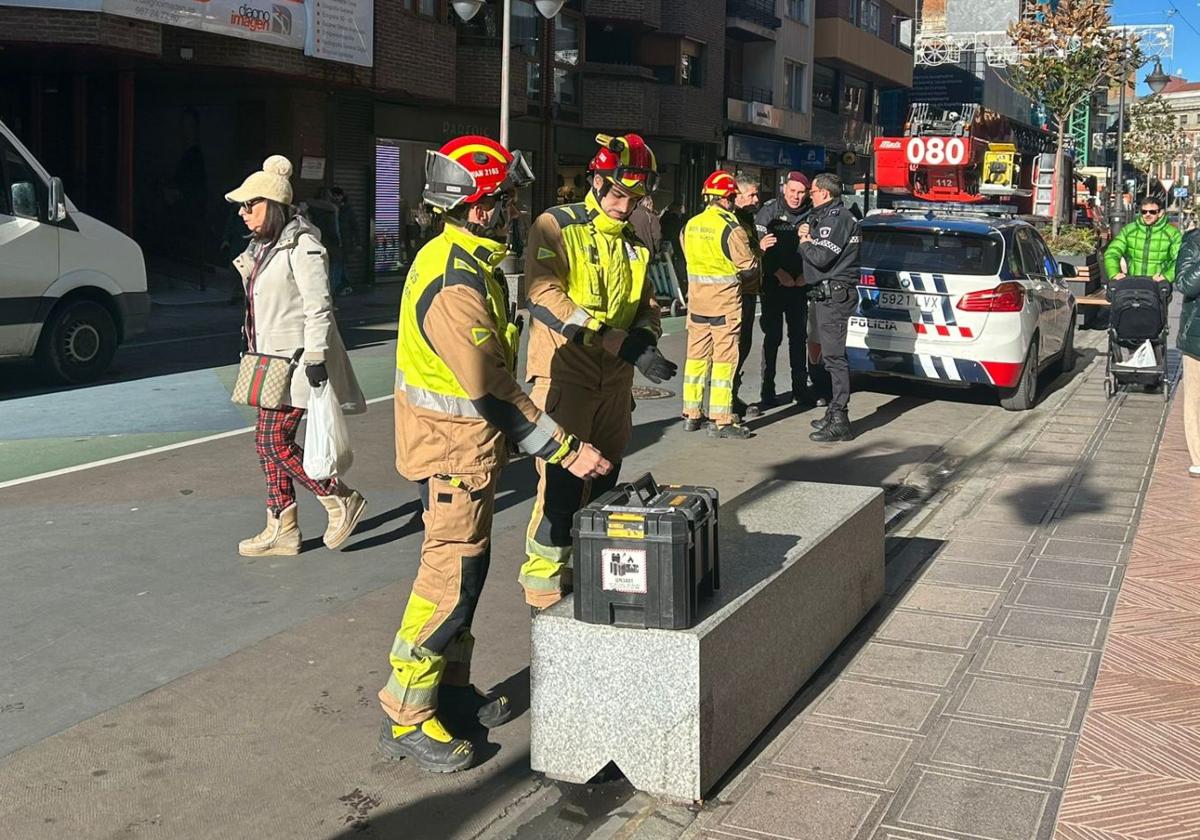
[36,299,118,384]
[999,342,1039,411]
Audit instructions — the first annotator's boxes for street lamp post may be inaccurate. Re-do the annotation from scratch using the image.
[452,0,566,148]
[1111,47,1172,234]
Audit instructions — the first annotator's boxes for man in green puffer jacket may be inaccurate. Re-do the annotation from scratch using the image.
[1174,229,1200,474]
[1105,195,1183,282]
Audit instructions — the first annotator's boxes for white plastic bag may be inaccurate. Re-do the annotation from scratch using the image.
[304,383,354,480]
[1128,339,1157,369]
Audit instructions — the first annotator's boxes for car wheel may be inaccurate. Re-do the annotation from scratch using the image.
[36,299,118,384]
[1052,316,1076,375]
[999,341,1039,411]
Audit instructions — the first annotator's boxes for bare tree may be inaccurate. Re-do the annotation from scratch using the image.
[1124,94,1190,199]
[1006,1,1136,235]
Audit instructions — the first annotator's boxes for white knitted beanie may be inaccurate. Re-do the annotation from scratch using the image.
[224,155,294,205]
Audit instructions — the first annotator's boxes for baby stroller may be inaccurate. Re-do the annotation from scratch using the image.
[1104,276,1173,399]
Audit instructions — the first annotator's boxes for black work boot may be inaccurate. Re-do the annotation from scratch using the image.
[683,417,704,432]
[378,715,474,773]
[809,410,853,442]
[732,398,749,418]
[792,386,817,409]
[708,422,753,439]
[440,684,514,730]
[810,408,833,431]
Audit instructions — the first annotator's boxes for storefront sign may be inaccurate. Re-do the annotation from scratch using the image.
[7,0,375,67]
[300,156,326,180]
[727,134,824,170]
[306,0,373,68]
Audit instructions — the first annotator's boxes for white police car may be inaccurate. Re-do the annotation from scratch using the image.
[848,212,1076,410]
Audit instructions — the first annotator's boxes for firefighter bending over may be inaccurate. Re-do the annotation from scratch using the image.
[378,136,610,773]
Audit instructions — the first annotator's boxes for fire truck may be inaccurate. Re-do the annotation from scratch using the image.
[872,102,1071,221]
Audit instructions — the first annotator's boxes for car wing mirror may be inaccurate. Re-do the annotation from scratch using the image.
[48,176,68,223]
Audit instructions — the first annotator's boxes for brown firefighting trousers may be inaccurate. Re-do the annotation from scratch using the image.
[378,470,497,726]
[520,374,633,608]
[683,281,743,426]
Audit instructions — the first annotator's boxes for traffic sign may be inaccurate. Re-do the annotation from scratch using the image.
[1175,187,1189,198]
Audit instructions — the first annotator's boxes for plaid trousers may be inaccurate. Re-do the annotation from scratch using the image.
[255,407,335,515]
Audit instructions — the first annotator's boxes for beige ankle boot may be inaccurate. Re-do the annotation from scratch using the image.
[238,504,301,557]
[318,486,367,550]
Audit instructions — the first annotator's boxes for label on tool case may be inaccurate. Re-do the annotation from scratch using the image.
[601,548,648,594]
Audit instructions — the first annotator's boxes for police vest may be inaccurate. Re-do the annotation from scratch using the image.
[545,190,649,330]
[683,204,739,283]
[396,223,517,413]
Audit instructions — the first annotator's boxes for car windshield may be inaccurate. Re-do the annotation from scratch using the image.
[862,228,1003,276]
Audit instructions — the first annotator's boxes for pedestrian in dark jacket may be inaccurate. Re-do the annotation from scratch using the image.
[1173,228,1200,474]
[629,195,663,257]
[753,171,815,413]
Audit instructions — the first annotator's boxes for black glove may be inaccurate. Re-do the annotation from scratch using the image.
[618,329,677,383]
[305,362,329,388]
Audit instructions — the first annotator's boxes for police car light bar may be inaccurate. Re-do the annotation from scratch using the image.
[889,199,1020,218]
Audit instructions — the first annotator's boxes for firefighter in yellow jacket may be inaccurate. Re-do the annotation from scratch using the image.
[519,133,678,609]
[377,136,611,773]
[681,170,759,438]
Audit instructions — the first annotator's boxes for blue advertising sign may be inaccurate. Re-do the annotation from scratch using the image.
[1175,187,1189,198]
[726,134,828,170]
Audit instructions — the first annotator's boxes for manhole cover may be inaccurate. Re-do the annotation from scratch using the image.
[632,386,674,399]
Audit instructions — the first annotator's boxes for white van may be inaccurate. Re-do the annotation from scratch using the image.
[1,119,148,383]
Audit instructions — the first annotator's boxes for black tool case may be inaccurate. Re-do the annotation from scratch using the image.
[573,473,719,629]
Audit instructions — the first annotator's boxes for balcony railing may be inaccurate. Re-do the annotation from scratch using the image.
[727,84,774,104]
[727,0,782,30]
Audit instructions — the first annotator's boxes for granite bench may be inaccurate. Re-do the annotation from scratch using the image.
[529,480,885,802]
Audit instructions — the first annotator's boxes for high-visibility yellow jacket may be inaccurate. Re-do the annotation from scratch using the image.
[524,190,662,387]
[395,222,579,480]
[683,203,758,314]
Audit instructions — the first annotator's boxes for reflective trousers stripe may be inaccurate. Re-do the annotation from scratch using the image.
[709,361,734,415]
[688,273,738,285]
[682,358,710,410]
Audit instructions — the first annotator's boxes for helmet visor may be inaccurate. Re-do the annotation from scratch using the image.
[611,166,658,196]
[502,150,536,191]
[423,151,478,210]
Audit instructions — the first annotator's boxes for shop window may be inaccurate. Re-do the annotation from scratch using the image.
[786,0,806,22]
[842,74,868,121]
[374,142,402,273]
[813,64,837,113]
[784,61,806,112]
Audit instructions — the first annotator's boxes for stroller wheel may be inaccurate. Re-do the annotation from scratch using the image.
[1104,378,1114,399]
[1164,380,1172,401]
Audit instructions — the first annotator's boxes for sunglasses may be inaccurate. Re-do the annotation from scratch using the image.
[1141,208,1162,215]
[240,198,265,213]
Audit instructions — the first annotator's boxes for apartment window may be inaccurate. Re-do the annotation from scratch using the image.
[851,0,880,36]
[1183,114,1191,126]
[680,43,705,88]
[784,61,806,112]
[813,63,837,112]
[786,0,806,21]
[416,0,438,18]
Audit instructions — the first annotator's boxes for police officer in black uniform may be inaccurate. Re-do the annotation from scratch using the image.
[798,173,861,442]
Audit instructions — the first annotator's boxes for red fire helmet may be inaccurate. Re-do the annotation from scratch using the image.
[702,170,738,199]
[589,133,658,196]
[423,135,535,210]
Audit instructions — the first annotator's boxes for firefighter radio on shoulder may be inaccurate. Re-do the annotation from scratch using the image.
[573,473,719,630]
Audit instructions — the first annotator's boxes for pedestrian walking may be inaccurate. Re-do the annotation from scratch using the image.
[680,170,758,438]
[1105,195,1182,282]
[225,155,368,557]
[630,194,663,257]
[330,186,362,294]
[732,173,773,416]
[520,132,677,610]
[799,173,861,442]
[753,171,815,415]
[1172,228,1200,475]
[376,136,610,772]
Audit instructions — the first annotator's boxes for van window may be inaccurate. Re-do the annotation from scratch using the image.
[861,228,1003,275]
[1,137,47,220]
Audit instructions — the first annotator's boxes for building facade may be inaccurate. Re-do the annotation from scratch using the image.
[0,0,728,283]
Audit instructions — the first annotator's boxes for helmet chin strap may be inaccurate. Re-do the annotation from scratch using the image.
[466,198,508,242]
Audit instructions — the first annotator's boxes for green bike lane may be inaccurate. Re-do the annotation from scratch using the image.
[0,318,687,486]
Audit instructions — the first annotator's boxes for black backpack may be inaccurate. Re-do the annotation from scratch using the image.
[1108,276,1168,343]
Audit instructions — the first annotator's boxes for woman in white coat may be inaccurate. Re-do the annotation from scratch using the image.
[226,155,368,556]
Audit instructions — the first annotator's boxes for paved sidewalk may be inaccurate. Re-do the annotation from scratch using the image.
[681,359,1175,840]
[1054,390,1200,840]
